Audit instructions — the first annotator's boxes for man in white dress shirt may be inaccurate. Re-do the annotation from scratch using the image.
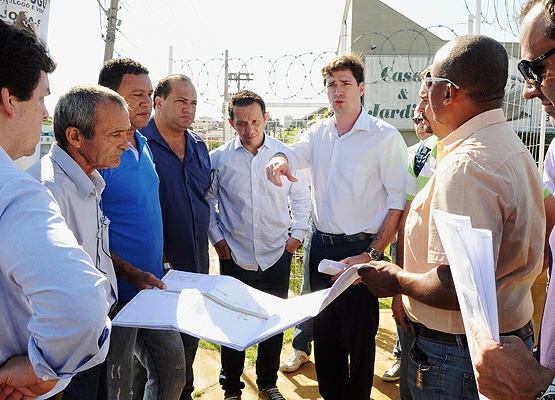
[208,90,311,400]
[266,54,408,400]
[27,84,130,399]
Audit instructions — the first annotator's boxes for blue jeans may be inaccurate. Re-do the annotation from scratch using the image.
[219,249,292,393]
[404,328,534,400]
[107,303,186,400]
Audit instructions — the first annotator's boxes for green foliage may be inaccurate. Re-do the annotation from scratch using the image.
[207,141,223,151]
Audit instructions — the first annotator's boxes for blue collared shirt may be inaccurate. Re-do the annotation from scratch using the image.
[141,119,211,273]
[99,131,165,303]
[1,145,111,392]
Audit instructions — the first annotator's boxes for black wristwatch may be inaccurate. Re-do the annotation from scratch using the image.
[538,377,555,399]
[366,248,381,261]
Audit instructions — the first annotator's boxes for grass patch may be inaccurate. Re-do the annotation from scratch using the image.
[192,387,209,398]
[379,297,392,309]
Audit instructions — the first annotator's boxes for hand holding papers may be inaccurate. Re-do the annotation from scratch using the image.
[432,209,498,400]
[318,259,348,275]
[112,265,370,351]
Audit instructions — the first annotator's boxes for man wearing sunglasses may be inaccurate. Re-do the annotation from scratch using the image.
[467,2,555,400]
[358,35,545,400]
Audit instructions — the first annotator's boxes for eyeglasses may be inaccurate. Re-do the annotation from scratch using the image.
[424,76,460,89]
[412,117,424,124]
[518,46,555,88]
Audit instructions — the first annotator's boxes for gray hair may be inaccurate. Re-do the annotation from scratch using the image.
[54,84,128,149]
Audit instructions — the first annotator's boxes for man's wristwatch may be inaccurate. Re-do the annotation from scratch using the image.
[539,377,555,399]
[366,248,381,261]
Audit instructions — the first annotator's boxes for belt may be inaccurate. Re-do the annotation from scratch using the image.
[314,230,375,245]
[409,320,533,345]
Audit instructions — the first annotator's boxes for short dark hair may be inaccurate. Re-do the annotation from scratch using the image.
[228,90,266,120]
[153,74,193,101]
[520,0,555,40]
[0,19,56,101]
[54,85,128,150]
[434,35,508,103]
[98,58,149,91]
[321,54,365,85]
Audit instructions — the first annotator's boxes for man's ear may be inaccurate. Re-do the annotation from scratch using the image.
[154,96,163,110]
[0,88,16,118]
[228,118,235,130]
[65,127,83,148]
[443,85,454,104]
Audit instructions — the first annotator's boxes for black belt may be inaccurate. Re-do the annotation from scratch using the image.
[409,320,533,345]
[314,230,375,245]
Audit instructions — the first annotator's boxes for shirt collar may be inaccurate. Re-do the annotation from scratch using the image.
[143,118,201,148]
[328,107,370,139]
[232,134,269,153]
[50,143,105,199]
[441,108,506,154]
[0,146,15,167]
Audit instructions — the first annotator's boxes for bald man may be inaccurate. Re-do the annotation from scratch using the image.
[358,35,545,400]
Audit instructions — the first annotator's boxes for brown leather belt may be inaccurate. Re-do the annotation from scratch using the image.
[409,320,533,345]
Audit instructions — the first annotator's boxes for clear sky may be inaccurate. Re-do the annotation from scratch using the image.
[44,0,523,121]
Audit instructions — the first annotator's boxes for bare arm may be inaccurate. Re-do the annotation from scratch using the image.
[339,208,403,267]
[391,201,411,330]
[111,252,166,290]
[470,321,555,400]
[358,261,459,310]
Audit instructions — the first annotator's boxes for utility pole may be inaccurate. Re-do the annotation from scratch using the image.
[103,0,120,62]
[474,0,481,35]
[168,46,174,75]
[223,50,230,143]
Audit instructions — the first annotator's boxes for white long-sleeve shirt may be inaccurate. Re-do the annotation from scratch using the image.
[208,135,311,271]
[282,108,408,235]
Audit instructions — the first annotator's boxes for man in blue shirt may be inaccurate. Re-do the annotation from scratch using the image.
[98,59,186,400]
[140,74,211,400]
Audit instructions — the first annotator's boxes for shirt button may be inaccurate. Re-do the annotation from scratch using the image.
[42,374,49,380]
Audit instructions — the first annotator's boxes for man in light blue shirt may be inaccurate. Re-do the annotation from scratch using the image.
[0,20,113,399]
[27,84,130,400]
[208,90,311,400]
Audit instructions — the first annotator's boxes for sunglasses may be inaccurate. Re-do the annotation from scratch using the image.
[424,76,460,90]
[518,46,555,88]
[412,117,424,124]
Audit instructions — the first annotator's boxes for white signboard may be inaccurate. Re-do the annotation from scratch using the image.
[0,0,51,40]
[364,55,430,131]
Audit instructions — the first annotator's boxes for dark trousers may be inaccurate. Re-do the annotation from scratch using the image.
[55,362,106,400]
[219,250,292,393]
[310,233,379,400]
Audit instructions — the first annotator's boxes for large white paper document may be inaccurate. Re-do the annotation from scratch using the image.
[432,209,498,400]
[113,266,371,351]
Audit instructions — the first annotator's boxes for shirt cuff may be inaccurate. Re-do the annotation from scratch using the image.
[208,227,225,245]
[29,318,111,381]
[290,229,308,243]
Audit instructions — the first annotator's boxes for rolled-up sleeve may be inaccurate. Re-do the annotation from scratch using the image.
[0,173,111,381]
[378,131,408,211]
[287,171,311,242]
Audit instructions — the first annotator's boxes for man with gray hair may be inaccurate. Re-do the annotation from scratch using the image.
[357,35,545,400]
[27,84,130,399]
